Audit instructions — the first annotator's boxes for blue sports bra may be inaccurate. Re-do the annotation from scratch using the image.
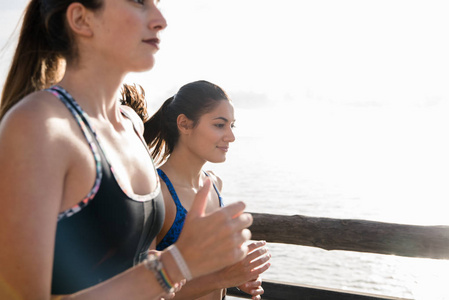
[156,169,224,251]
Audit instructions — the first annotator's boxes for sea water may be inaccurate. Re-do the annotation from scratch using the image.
[207,100,449,300]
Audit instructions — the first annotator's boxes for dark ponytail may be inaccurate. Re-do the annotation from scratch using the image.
[144,96,177,165]
[144,80,231,165]
[0,0,103,120]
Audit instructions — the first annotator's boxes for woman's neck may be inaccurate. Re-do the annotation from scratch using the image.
[160,150,207,190]
[58,64,125,123]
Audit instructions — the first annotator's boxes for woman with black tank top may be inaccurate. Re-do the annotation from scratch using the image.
[0,1,253,299]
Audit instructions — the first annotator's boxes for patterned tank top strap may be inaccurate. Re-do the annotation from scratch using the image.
[119,107,144,142]
[119,107,156,163]
[45,85,103,221]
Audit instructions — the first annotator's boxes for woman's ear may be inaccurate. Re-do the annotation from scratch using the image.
[177,114,194,134]
[66,3,94,37]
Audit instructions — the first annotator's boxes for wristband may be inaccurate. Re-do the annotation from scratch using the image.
[143,254,176,294]
[168,245,193,281]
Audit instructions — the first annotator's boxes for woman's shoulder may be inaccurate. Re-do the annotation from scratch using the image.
[1,90,80,146]
[4,90,67,121]
[205,170,223,192]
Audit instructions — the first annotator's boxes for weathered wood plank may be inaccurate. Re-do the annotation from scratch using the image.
[249,213,449,259]
[227,280,410,300]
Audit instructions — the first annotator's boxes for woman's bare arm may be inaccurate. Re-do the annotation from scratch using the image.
[0,95,72,299]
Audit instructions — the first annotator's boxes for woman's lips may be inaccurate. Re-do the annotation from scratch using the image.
[143,38,160,50]
[217,146,229,152]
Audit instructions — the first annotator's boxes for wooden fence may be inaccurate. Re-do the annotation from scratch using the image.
[227,212,449,300]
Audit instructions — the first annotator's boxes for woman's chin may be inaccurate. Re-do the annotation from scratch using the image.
[210,157,227,164]
[132,59,156,73]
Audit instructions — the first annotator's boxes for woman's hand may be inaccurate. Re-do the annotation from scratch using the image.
[217,240,271,299]
[172,179,253,280]
[218,240,270,286]
[237,276,265,300]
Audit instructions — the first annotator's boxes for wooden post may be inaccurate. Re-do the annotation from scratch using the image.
[249,213,449,259]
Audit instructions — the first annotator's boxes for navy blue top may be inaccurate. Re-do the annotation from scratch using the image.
[156,169,224,251]
[48,86,165,294]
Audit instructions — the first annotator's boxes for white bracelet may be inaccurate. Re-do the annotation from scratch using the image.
[168,245,192,281]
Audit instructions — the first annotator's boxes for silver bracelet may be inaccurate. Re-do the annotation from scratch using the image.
[143,254,176,294]
[168,245,193,281]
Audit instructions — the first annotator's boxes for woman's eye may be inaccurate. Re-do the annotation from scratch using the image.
[214,124,225,128]
[132,0,145,4]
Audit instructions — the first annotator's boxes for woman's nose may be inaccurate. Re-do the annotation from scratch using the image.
[225,128,236,143]
[148,3,167,31]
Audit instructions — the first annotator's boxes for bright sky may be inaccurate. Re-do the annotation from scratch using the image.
[150,0,449,107]
[2,0,449,108]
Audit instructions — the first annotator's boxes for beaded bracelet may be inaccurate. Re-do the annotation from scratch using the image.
[143,254,176,294]
[167,245,193,281]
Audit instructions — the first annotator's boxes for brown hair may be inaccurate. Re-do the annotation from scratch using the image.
[144,80,231,164]
[0,0,103,120]
[120,83,149,121]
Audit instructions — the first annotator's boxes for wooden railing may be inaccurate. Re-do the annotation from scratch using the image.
[227,212,449,300]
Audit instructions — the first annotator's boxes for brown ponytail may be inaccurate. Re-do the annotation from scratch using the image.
[120,83,149,121]
[0,0,103,121]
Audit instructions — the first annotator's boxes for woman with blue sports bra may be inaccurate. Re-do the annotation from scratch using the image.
[127,80,272,300]
[0,1,254,299]
[156,168,224,252]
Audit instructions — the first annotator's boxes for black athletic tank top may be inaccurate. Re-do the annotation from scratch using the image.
[48,86,165,294]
